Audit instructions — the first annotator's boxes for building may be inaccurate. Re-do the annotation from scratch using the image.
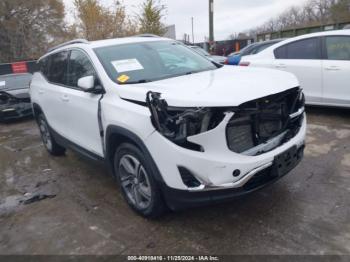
[163,25,176,40]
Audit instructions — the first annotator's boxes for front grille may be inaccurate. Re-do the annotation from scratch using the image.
[226,88,304,155]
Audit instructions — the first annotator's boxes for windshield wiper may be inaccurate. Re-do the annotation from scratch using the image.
[119,79,152,85]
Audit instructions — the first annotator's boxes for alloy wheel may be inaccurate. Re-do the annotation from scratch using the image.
[118,154,152,209]
[39,118,52,151]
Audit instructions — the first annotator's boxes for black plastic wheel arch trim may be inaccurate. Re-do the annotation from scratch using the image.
[105,125,166,185]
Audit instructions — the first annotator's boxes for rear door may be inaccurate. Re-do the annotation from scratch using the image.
[58,49,103,156]
[322,35,350,107]
[36,51,68,134]
[273,37,323,104]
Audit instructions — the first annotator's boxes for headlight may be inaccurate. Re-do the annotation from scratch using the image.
[146,91,225,151]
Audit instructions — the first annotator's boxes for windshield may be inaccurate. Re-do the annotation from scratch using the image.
[94,41,217,84]
[251,41,281,54]
[239,44,258,56]
[0,73,32,91]
[191,46,211,56]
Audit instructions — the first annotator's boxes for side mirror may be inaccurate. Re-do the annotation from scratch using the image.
[77,75,104,94]
[77,75,95,91]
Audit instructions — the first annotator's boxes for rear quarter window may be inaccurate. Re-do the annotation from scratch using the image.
[325,36,350,61]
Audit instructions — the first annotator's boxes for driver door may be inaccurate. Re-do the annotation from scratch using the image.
[59,49,103,156]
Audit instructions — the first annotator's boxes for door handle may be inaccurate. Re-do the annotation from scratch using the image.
[61,94,69,102]
[275,63,286,69]
[325,66,340,71]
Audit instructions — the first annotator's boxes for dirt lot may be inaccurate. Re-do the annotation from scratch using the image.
[0,107,349,255]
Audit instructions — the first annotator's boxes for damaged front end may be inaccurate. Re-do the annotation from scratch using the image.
[146,91,226,151]
[0,91,32,122]
[226,87,305,155]
[145,87,305,155]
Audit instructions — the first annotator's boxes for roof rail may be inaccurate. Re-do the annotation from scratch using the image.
[48,39,89,52]
[133,34,160,38]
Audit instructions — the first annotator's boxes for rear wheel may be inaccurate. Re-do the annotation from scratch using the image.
[37,114,66,156]
[114,143,166,218]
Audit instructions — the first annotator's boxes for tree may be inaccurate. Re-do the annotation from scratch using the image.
[247,0,350,37]
[330,0,350,23]
[137,0,167,36]
[0,0,66,63]
[73,0,138,41]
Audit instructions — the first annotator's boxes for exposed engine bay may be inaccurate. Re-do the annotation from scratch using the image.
[145,88,304,155]
[146,91,226,151]
[226,87,305,155]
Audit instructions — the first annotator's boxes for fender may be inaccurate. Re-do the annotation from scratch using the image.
[105,125,165,185]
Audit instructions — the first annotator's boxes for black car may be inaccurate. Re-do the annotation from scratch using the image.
[0,73,33,121]
[0,61,38,121]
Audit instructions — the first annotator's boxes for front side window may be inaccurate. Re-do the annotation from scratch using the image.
[274,38,321,60]
[94,41,217,84]
[67,50,96,88]
[325,36,350,61]
[48,51,69,84]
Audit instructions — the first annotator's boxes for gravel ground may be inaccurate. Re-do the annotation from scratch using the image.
[0,107,349,255]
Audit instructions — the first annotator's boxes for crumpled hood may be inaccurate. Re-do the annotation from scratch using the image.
[1,88,30,99]
[116,66,299,107]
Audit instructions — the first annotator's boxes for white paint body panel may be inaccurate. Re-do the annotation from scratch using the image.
[114,66,299,107]
[322,59,350,107]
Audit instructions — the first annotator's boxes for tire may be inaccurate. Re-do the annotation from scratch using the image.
[114,143,166,218]
[37,113,66,156]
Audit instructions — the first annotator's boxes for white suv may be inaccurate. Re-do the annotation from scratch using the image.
[30,36,306,217]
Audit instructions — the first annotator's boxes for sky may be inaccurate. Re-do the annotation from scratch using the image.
[63,0,308,42]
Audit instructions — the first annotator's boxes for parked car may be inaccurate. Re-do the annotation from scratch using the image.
[189,45,227,64]
[225,39,284,65]
[0,73,32,121]
[30,36,306,217]
[239,30,350,108]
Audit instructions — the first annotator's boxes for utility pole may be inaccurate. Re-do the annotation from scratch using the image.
[209,0,214,52]
[191,17,194,44]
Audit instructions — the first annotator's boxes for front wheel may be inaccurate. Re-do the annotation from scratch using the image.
[114,143,166,218]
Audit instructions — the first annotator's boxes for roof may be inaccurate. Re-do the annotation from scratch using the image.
[279,29,350,42]
[40,36,172,61]
[89,36,170,49]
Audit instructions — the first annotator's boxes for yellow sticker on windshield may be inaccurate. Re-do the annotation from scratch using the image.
[117,74,130,83]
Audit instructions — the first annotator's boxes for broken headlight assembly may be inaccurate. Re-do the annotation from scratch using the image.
[0,92,20,107]
[146,91,225,151]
